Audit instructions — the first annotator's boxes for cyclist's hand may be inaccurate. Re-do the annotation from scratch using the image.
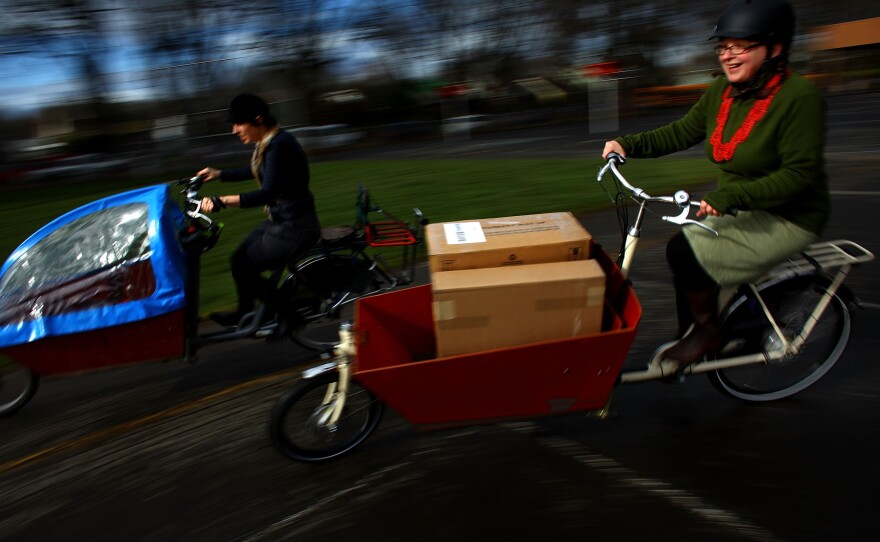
[602,141,626,160]
[198,167,221,182]
[697,201,724,218]
[201,196,226,213]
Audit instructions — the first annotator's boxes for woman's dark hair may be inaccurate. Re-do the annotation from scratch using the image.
[226,93,278,127]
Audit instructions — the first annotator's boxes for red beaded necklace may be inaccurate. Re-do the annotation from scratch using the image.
[710,73,784,162]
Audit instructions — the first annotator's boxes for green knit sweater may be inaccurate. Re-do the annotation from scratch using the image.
[615,73,830,235]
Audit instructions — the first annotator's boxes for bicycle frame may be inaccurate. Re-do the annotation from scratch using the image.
[596,158,875,383]
[268,158,875,460]
[308,158,876,398]
[179,177,427,356]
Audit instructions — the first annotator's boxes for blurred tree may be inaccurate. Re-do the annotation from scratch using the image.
[366,0,552,84]
[1,0,876,127]
[0,0,116,113]
[130,1,223,104]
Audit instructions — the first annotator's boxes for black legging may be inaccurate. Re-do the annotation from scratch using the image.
[230,213,321,311]
[666,232,718,337]
[665,232,717,292]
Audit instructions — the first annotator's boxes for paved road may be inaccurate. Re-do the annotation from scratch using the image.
[1,93,879,542]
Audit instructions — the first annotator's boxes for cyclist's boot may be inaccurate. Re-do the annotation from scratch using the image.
[210,298,254,327]
[210,309,248,327]
[675,286,695,339]
[664,288,721,372]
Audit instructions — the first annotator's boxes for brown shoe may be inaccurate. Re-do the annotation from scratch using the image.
[663,288,721,368]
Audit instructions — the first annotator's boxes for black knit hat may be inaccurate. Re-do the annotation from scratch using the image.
[226,93,270,124]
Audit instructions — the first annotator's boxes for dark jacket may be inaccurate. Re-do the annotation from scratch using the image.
[220,129,316,221]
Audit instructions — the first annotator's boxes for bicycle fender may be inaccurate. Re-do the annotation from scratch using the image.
[301,361,338,380]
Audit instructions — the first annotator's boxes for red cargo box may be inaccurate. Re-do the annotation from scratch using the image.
[353,247,640,426]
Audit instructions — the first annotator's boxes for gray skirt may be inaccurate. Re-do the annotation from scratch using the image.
[683,210,817,286]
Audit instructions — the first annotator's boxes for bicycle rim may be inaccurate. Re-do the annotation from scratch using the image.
[269,372,384,461]
[709,279,851,401]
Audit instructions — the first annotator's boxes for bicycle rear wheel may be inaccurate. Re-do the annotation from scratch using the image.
[283,253,381,350]
[708,277,851,401]
[0,360,39,417]
[269,371,384,461]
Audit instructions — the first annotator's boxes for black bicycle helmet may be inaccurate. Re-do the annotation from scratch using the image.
[710,0,795,52]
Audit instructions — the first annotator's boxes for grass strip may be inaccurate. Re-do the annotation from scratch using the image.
[1,157,717,314]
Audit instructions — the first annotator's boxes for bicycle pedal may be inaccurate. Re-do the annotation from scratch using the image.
[659,370,688,385]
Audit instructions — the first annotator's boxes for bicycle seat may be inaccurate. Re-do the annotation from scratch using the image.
[320,225,358,247]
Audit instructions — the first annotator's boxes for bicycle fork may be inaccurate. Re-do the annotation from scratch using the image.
[317,324,356,430]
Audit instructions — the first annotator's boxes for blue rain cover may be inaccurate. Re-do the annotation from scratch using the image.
[0,184,188,347]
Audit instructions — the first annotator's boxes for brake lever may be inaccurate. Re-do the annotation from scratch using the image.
[662,213,719,236]
[660,190,719,236]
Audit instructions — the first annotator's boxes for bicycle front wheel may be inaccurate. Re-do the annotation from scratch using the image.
[269,371,384,462]
[708,277,851,402]
[0,360,39,417]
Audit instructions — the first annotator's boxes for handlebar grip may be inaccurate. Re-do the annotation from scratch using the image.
[606,152,626,165]
[210,195,226,213]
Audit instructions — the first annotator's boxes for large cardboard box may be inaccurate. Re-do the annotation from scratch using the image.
[432,259,606,358]
[426,212,591,273]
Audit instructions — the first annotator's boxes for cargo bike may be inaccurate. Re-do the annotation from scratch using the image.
[0,176,426,417]
[269,154,875,462]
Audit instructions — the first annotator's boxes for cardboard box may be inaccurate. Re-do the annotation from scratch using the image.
[432,259,605,357]
[426,212,591,273]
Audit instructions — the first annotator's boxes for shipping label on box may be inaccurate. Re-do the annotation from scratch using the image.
[431,259,606,358]
[426,212,592,273]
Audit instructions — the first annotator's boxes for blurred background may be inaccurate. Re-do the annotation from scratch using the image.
[0,0,877,185]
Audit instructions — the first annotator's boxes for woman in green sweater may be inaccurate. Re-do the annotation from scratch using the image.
[602,0,830,372]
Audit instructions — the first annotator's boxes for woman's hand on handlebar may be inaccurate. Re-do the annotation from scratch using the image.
[201,195,225,213]
[602,141,627,161]
[697,200,724,218]
[198,167,221,182]
[200,194,240,213]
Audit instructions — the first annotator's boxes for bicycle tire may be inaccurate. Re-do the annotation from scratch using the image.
[708,276,851,402]
[0,362,39,417]
[282,253,381,350]
[269,371,384,462]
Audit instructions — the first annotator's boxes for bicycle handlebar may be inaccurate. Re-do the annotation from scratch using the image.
[172,175,213,224]
[597,155,719,236]
[175,175,206,193]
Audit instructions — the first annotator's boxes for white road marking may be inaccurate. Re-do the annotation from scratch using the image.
[238,462,413,542]
[536,434,783,542]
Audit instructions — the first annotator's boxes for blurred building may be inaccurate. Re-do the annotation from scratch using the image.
[806,17,880,93]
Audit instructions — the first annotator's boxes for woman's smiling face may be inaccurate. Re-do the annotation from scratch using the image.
[716,39,781,84]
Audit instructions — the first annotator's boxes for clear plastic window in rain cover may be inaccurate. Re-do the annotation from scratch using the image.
[0,203,151,296]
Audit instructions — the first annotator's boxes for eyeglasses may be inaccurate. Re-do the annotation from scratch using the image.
[713,43,762,56]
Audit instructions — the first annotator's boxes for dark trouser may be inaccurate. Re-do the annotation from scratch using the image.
[666,232,719,337]
[664,232,723,367]
[230,213,321,313]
